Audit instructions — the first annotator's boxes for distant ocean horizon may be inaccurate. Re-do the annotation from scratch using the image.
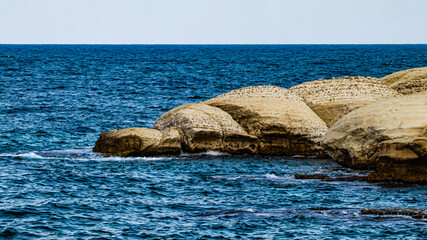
[0,44,426,238]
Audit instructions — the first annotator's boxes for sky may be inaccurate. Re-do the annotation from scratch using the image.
[0,0,426,44]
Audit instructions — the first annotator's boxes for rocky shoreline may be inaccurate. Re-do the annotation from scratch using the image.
[93,67,427,184]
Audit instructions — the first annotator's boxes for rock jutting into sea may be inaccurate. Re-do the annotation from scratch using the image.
[322,94,427,183]
[93,67,427,183]
[93,128,181,156]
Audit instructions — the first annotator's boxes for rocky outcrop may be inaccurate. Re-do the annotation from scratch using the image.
[321,94,427,183]
[152,103,258,154]
[93,128,181,156]
[380,67,427,95]
[204,85,328,156]
[289,77,401,127]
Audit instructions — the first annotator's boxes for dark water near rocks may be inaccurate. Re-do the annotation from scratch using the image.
[0,45,426,239]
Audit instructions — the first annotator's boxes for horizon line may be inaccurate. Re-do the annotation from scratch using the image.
[1,43,427,45]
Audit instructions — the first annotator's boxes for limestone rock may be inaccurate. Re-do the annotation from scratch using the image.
[93,127,181,156]
[152,103,258,154]
[204,85,328,156]
[289,76,401,127]
[380,67,427,95]
[322,94,427,183]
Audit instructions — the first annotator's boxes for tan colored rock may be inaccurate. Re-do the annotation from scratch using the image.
[93,127,181,156]
[289,76,401,127]
[322,94,427,183]
[380,67,427,95]
[204,85,328,156]
[152,103,258,154]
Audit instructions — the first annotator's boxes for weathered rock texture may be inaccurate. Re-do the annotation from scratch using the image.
[93,128,181,156]
[380,67,427,95]
[204,85,328,156]
[322,94,427,183]
[152,103,258,154]
[289,77,401,127]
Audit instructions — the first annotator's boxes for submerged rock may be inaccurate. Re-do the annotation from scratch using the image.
[294,173,330,180]
[294,173,367,182]
[204,85,328,156]
[93,127,181,156]
[380,67,427,95]
[289,76,400,127]
[322,94,427,183]
[152,103,258,154]
[361,209,427,220]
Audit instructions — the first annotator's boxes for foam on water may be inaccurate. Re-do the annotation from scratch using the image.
[265,173,280,179]
[0,152,45,159]
[181,150,230,157]
[0,148,172,162]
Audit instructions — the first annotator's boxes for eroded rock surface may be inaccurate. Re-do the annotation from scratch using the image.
[289,77,400,127]
[380,67,427,95]
[93,128,181,156]
[322,94,427,183]
[204,85,328,156]
[152,103,258,154]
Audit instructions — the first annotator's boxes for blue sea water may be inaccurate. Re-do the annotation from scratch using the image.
[0,44,426,239]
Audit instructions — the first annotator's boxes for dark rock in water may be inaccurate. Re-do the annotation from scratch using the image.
[294,173,367,182]
[361,209,427,219]
[367,158,427,184]
[326,175,367,182]
[294,173,330,180]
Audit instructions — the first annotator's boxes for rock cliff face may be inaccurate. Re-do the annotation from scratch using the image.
[93,128,181,156]
[204,86,328,156]
[321,94,427,183]
[152,103,258,154]
[380,67,427,95]
[289,77,400,127]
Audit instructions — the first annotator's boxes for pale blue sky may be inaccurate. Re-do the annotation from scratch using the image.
[0,0,426,44]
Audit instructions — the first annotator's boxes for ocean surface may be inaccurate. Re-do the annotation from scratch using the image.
[0,44,426,239]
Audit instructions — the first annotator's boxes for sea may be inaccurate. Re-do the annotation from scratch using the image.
[0,44,426,239]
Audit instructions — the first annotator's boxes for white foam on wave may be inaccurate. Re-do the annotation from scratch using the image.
[0,152,45,159]
[209,175,241,180]
[265,173,280,179]
[181,150,229,157]
[83,155,172,162]
[245,208,256,213]
[0,147,173,162]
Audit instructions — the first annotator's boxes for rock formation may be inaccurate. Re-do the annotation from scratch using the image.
[321,94,427,183]
[152,103,258,154]
[380,67,427,95]
[204,85,328,156]
[289,77,401,127]
[93,128,181,157]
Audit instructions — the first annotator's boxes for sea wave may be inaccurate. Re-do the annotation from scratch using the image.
[0,148,173,162]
